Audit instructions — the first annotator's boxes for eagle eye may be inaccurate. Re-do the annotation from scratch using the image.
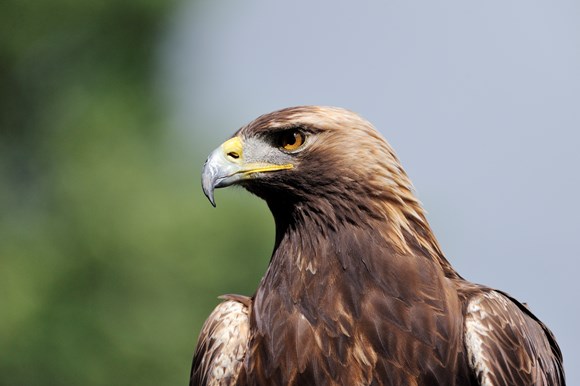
[277,130,305,152]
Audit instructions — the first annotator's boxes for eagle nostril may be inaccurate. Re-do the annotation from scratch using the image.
[227,151,240,160]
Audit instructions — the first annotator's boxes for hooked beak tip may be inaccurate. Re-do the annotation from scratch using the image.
[201,163,218,207]
[206,191,216,207]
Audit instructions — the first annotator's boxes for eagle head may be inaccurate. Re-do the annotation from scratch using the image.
[202,106,414,221]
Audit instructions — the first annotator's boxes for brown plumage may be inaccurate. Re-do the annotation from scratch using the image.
[193,106,565,386]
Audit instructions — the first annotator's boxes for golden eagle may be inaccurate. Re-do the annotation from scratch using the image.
[192,106,565,386]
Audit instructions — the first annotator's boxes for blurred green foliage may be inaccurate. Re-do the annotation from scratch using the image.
[0,1,273,384]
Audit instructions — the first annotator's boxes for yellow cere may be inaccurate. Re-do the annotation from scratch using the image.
[222,136,244,161]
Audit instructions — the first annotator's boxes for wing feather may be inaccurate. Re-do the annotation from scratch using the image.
[190,295,251,386]
[464,290,565,386]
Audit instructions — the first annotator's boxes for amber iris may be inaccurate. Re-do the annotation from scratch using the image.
[279,130,305,151]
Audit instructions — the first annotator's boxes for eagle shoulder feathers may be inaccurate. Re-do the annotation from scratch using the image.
[191,295,251,386]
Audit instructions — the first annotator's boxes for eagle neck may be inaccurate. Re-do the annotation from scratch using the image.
[266,196,459,283]
[257,201,360,324]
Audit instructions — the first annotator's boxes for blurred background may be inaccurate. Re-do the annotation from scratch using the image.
[1,0,578,385]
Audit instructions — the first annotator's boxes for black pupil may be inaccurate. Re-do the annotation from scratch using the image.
[284,132,297,146]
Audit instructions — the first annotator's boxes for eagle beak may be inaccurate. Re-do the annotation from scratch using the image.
[201,136,293,207]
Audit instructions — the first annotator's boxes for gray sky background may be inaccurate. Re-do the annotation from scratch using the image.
[159,1,580,382]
